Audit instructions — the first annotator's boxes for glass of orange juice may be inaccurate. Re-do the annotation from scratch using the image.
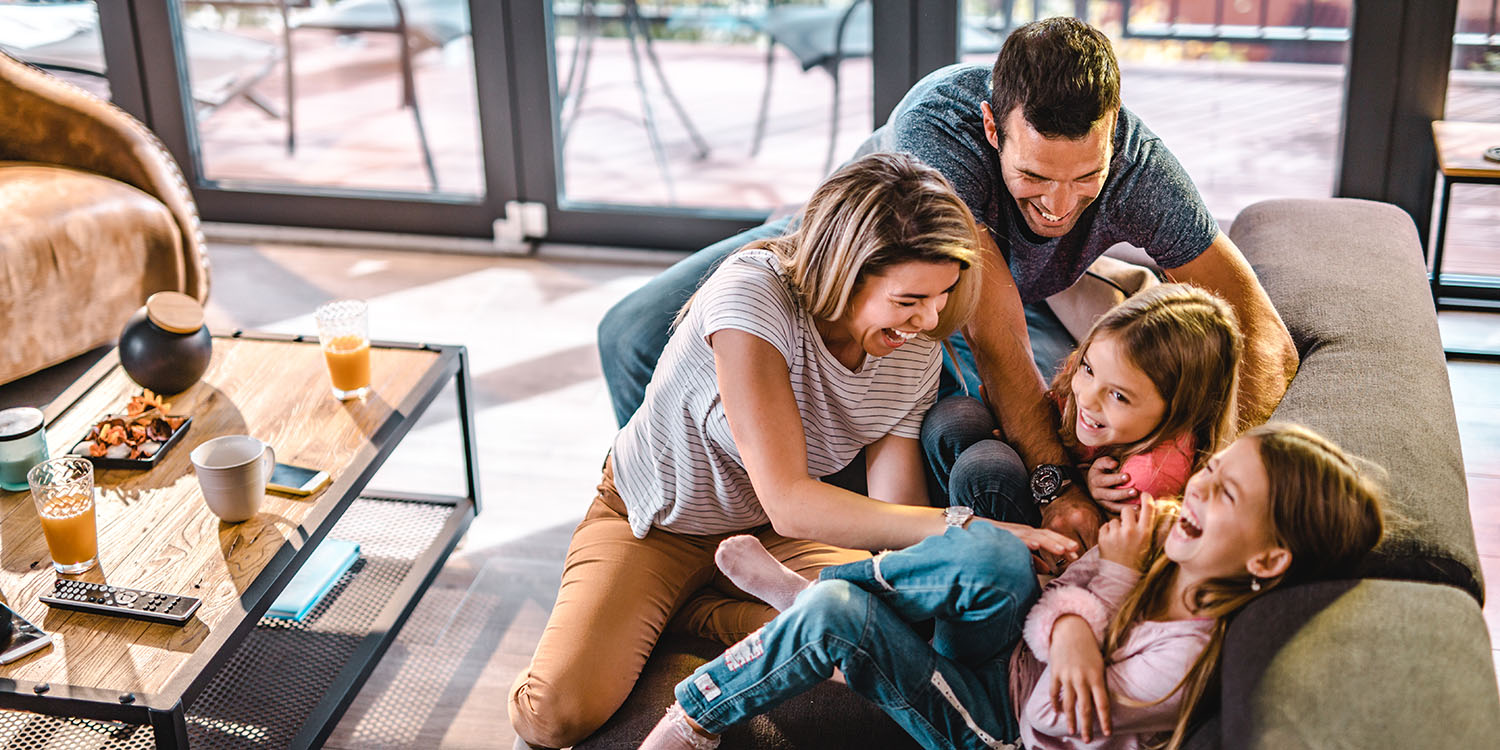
[314,299,372,400]
[26,456,98,574]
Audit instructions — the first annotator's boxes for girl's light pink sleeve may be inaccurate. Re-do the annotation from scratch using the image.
[1021,549,1142,662]
[1120,434,1196,498]
[1021,624,1213,743]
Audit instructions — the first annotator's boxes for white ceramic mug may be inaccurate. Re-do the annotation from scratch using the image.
[190,435,274,523]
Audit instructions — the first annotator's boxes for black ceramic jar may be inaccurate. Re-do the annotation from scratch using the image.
[119,291,212,395]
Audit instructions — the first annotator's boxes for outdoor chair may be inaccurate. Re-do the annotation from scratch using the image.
[286,0,472,191]
[0,1,282,118]
[752,0,1005,176]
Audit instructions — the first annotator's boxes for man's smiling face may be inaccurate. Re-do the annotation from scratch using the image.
[985,103,1114,239]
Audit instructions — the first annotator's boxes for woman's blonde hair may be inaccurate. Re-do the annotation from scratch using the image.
[747,152,983,340]
[1103,423,1386,750]
[1051,283,1243,465]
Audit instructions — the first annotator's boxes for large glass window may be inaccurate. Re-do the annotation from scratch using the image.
[0,0,111,101]
[174,0,484,197]
[548,1,875,213]
[962,0,1351,224]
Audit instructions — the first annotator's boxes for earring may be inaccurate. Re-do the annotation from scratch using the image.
[1250,577,1262,592]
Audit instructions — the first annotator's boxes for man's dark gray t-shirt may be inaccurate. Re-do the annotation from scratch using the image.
[871,63,1220,304]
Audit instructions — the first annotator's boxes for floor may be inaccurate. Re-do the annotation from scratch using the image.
[190,233,1500,749]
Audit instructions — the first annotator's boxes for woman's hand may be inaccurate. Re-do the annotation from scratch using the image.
[1087,456,1139,513]
[1049,615,1112,742]
[1097,494,1156,571]
[980,519,1081,565]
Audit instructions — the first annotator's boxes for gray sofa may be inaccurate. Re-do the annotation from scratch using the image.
[577,197,1500,749]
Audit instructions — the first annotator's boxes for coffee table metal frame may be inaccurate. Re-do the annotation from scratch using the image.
[0,331,482,748]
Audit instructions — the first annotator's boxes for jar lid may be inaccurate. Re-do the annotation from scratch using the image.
[146,291,205,335]
[0,406,44,441]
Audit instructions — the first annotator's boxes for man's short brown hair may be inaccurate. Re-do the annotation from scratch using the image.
[989,17,1121,147]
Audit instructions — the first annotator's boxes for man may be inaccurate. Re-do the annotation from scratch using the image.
[597,18,1297,551]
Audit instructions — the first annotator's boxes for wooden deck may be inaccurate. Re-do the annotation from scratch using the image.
[180,29,1500,273]
[35,24,1498,268]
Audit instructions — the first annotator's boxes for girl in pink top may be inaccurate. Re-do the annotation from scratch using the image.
[1056,283,1242,512]
[641,423,1385,750]
[924,283,1243,531]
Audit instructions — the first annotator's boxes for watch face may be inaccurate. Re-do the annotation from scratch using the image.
[944,505,974,526]
[1031,465,1065,501]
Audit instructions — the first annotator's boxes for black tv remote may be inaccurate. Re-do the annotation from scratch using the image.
[41,579,201,625]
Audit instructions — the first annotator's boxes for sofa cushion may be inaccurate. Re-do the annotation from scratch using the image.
[1219,578,1500,749]
[1229,198,1481,601]
[0,163,182,385]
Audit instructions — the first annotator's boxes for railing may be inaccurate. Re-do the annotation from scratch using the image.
[1119,0,1350,44]
[1455,0,1500,48]
[1120,0,1499,48]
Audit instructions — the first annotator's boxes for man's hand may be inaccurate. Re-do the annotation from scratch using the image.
[1049,615,1112,742]
[1086,456,1139,513]
[1097,494,1156,571]
[1037,487,1102,572]
[1165,233,1298,429]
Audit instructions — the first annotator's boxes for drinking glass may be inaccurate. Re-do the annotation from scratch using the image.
[314,299,371,400]
[27,456,98,574]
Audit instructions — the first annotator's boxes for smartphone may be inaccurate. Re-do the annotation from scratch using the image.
[0,601,52,664]
[267,462,331,496]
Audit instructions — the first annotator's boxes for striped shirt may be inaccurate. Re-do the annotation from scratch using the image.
[612,249,942,538]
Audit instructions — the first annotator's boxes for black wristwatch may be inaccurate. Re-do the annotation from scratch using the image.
[1030,464,1074,507]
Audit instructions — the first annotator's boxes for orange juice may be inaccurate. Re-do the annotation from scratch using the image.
[38,492,97,569]
[323,334,371,393]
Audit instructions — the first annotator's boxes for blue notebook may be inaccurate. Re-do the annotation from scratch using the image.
[266,538,361,621]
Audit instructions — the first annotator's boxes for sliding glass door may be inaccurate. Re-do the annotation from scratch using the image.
[505,0,964,250]
[76,0,514,237]
[47,1,1475,259]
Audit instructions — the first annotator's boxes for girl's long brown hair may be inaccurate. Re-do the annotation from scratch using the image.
[1101,424,1385,750]
[1050,283,1242,469]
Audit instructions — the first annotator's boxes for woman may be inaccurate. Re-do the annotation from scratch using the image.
[509,153,1078,749]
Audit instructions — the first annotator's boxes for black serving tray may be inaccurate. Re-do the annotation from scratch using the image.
[69,416,193,470]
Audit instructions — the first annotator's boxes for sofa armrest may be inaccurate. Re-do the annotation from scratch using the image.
[0,51,208,302]
[1217,578,1499,749]
[1229,198,1480,600]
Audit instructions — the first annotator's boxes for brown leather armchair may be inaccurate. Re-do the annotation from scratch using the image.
[0,51,209,386]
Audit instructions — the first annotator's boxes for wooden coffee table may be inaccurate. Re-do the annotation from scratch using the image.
[0,332,480,748]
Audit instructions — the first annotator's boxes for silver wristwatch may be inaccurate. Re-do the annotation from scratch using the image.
[943,505,975,530]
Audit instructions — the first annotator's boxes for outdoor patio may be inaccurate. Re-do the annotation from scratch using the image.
[68,21,1500,274]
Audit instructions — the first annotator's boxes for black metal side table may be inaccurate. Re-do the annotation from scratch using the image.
[1430,120,1500,362]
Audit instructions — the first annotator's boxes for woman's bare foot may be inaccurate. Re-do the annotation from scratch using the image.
[640,703,720,750]
[715,535,812,612]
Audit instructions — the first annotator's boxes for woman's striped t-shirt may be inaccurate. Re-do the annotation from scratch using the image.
[611,248,942,538]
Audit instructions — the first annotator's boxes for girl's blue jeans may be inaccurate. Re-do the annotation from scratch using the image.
[673,523,1039,750]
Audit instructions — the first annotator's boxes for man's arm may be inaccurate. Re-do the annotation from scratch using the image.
[1164,232,1298,430]
[964,229,1102,553]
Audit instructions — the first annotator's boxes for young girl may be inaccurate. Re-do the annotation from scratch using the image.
[924,284,1242,528]
[642,423,1385,750]
[509,153,1078,749]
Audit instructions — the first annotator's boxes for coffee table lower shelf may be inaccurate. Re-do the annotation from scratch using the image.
[0,493,473,749]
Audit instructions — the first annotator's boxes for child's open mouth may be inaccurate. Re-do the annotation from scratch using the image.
[1178,508,1204,539]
